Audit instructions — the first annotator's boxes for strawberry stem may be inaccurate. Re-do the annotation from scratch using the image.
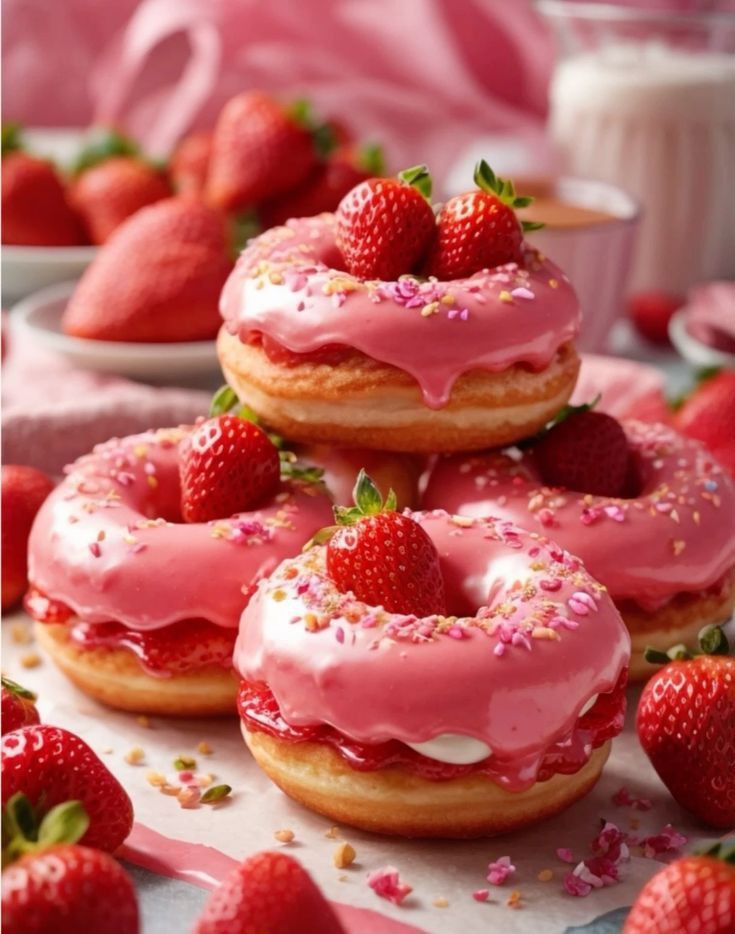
[398,164,432,199]
[71,127,140,175]
[1,675,36,702]
[2,795,89,868]
[473,159,543,231]
[644,624,730,665]
[304,469,397,549]
[357,143,386,176]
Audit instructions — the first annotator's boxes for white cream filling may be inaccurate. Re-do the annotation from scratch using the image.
[404,695,599,765]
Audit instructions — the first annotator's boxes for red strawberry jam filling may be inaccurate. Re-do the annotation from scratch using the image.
[254,333,353,367]
[25,587,236,677]
[238,671,627,784]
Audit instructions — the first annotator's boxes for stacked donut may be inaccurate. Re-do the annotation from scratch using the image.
[28,160,734,838]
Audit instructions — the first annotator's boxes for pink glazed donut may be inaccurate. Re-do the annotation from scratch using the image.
[235,509,630,837]
[217,214,581,453]
[423,420,735,680]
[26,426,334,716]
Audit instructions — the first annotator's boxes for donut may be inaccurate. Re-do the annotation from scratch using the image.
[218,215,581,453]
[423,421,735,680]
[234,510,630,837]
[26,426,334,716]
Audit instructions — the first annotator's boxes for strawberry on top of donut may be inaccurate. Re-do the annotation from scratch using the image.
[320,469,447,617]
[179,413,281,523]
[426,160,540,279]
[336,164,436,280]
[533,408,633,498]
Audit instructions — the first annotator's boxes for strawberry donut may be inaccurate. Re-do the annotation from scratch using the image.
[218,174,581,454]
[26,423,334,716]
[235,509,630,837]
[423,419,735,680]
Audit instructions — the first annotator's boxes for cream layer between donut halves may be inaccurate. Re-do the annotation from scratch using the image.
[219,214,580,408]
[28,427,333,630]
[235,510,630,786]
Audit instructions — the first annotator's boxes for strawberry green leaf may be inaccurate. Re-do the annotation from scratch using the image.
[288,98,313,128]
[398,164,432,199]
[473,159,541,227]
[697,840,735,864]
[303,525,339,550]
[209,385,239,417]
[1,123,23,156]
[521,220,545,232]
[279,455,325,486]
[37,801,89,848]
[312,122,338,158]
[71,128,139,175]
[230,210,261,256]
[1,675,36,701]
[357,142,386,176]
[353,468,384,515]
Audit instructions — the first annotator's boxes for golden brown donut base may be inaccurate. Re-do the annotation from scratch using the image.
[36,623,237,717]
[243,727,611,838]
[622,570,735,681]
[218,329,580,453]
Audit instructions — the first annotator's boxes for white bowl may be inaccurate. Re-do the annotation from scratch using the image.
[14,281,221,386]
[669,307,735,369]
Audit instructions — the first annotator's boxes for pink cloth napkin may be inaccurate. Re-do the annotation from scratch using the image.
[2,323,209,474]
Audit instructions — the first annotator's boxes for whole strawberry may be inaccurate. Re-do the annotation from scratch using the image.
[170,130,213,196]
[2,724,134,852]
[2,797,138,934]
[260,143,384,229]
[179,414,281,523]
[675,370,735,478]
[324,470,446,617]
[2,465,54,610]
[534,408,631,497]
[193,850,344,934]
[336,165,435,279]
[628,290,682,346]
[206,92,318,211]
[62,197,232,342]
[71,155,170,244]
[1,677,40,735]
[426,160,539,279]
[623,844,735,934]
[637,626,735,829]
[2,125,84,246]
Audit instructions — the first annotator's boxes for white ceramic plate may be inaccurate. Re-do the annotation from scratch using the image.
[2,128,98,302]
[669,308,735,369]
[14,281,220,385]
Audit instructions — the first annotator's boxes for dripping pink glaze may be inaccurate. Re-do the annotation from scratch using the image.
[233,510,629,790]
[423,420,735,610]
[121,824,420,934]
[219,214,580,408]
[27,427,333,631]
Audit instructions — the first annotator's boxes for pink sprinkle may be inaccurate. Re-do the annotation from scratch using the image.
[563,871,592,898]
[459,308,470,321]
[540,578,562,592]
[580,507,601,526]
[494,642,506,657]
[511,287,534,300]
[335,627,345,644]
[603,505,625,522]
[568,591,597,616]
[88,542,101,558]
[367,867,413,905]
[556,848,575,864]
[486,856,515,886]
[538,508,555,527]
[447,625,467,640]
[592,822,629,862]
[473,889,490,902]
[611,786,653,811]
[178,770,195,782]
[511,631,532,651]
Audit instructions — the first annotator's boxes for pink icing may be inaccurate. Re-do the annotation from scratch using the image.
[219,215,580,408]
[27,427,334,631]
[233,510,629,790]
[422,420,735,609]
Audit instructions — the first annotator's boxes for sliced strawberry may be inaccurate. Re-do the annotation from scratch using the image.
[61,198,232,343]
[1,677,40,735]
[206,92,318,211]
[534,410,631,497]
[1,725,134,852]
[637,626,735,829]
[335,164,436,279]
[179,415,281,523]
[324,470,446,617]
[193,850,344,934]
[70,156,171,244]
[2,465,55,611]
[426,160,538,279]
[623,846,735,934]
